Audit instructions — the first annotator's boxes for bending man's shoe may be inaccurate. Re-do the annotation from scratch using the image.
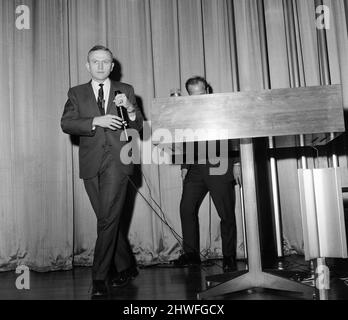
[111,266,139,288]
[91,280,108,297]
[173,252,201,267]
[125,265,139,279]
[223,256,237,273]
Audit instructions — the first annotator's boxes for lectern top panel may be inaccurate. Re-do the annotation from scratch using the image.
[151,85,345,144]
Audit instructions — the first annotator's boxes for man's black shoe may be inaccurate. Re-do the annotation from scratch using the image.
[127,265,139,279]
[223,256,237,273]
[173,253,201,267]
[91,280,108,297]
[111,266,139,288]
[111,272,130,287]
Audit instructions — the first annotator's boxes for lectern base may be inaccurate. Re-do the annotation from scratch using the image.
[197,271,314,300]
[205,270,249,287]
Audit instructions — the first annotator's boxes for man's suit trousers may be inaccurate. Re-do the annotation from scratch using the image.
[83,148,133,281]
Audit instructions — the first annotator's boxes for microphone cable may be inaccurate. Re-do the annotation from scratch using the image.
[128,174,184,253]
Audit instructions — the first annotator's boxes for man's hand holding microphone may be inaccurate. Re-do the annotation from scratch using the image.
[92,92,135,130]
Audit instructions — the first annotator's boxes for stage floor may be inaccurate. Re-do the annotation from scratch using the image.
[1,255,348,300]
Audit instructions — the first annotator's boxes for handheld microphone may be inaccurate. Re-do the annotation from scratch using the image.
[114,90,129,141]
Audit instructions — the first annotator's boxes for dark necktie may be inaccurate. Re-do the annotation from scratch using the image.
[97,83,105,115]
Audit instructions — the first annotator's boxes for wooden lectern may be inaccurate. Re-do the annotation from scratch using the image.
[151,85,345,299]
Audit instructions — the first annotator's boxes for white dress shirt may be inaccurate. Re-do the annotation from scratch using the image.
[91,78,111,113]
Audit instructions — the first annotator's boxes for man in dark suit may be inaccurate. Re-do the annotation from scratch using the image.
[61,45,143,297]
[174,76,240,273]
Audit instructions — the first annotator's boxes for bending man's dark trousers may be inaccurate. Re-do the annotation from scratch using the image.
[180,165,237,258]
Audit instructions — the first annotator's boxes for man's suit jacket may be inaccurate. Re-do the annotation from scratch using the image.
[61,80,143,179]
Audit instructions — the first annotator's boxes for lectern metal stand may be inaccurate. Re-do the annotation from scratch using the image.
[197,139,314,300]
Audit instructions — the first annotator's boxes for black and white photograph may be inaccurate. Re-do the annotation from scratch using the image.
[1,0,348,308]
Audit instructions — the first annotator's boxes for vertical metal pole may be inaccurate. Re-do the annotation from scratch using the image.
[268,137,283,257]
[316,257,329,300]
[299,135,308,169]
[330,133,338,168]
[239,184,248,261]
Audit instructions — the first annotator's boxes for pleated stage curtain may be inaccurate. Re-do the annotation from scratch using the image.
[0,0,73,271]
[1,0,348,271]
